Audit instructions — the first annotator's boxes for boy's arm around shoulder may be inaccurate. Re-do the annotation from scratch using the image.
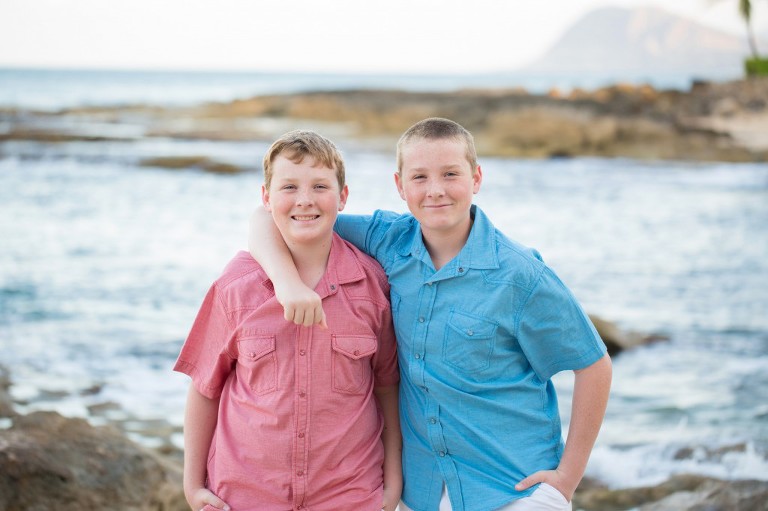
[515,354,612,502]
[374,384,402,511]
[248,207,396,328]
[248,207,326,328]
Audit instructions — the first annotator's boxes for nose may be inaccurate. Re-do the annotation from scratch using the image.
[296,188,314,206]
[426,179,444,197]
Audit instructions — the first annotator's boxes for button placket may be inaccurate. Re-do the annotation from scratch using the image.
[413,278,436,366]
[293,325,311,509]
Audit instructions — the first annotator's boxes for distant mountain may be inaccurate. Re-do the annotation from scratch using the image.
[523,6,753,78]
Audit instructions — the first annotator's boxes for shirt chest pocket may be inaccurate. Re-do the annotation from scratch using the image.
[236,335,277,395]
[443,310,498,373]
[331,334,377,394]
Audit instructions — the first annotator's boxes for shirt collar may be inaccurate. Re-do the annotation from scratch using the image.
[261,233,365,297]
[317,233,366,297]
[397,205,499,275]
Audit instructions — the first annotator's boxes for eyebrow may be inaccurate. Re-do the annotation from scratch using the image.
[405,163,466,173]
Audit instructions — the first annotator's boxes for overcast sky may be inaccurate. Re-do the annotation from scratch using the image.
[1,0,766,73]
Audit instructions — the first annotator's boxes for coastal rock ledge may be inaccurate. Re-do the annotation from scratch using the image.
[0,411,186,511]
[1,412,767,511]
[1,368,766,510]
[2,78,766,164]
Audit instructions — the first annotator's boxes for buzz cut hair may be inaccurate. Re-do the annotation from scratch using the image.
[396,117,478,175]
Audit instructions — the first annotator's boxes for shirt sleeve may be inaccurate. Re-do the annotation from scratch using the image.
[372,299,399,388]
[334,214,375,254]
[173,283,236,399]
[515,266,607,382]
[334,210,404,265]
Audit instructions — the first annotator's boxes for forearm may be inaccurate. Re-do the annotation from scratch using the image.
[248,207,299,283]
[374,385,403,491]
[249,207,325,326]
[557,354,612,494]
[183,384,220,493]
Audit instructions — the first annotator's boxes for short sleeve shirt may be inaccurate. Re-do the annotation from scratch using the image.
[174,234,399,511]
[335,205,606,511]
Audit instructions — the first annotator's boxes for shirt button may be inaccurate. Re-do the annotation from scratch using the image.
[426,282,433,286]
[298,432,305,438]
[249,352,256,358]
[439,451,446,457]
[467,329,474,336]
[299,349,306,356]
[429,417,437,424]
[418,317,425,323]
[297,470,304,476]
[330,284,336,290]
[299,391,306,398]
[354,350,360,356]
[415,353,421,359]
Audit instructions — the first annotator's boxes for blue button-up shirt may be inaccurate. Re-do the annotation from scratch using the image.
[336,205,606,511]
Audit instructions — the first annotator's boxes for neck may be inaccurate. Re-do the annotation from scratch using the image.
[422,217,473,271]
[287,236,333,289]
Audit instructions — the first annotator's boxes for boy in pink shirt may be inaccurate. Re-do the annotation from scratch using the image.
[174,130,401,511]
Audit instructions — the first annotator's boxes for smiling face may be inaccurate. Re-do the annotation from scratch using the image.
[262,155,348,249]
[395,136,482,240]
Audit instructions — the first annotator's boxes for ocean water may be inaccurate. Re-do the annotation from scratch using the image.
[1,69,767,490]
[0,67,716,111]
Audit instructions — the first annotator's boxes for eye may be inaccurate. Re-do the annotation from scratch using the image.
[412,174,426,181]
[281,184,296,191]
[314,184,329,190]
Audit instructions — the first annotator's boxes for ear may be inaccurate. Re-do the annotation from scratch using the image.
[394,172,406,201]
[472,165,483,194]
[261,184,272,211]
[338,185,349,212]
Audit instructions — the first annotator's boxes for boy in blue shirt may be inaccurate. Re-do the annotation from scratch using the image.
[249,118,612,511]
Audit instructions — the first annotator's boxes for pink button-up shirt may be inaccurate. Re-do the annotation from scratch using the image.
[174,235,399,511]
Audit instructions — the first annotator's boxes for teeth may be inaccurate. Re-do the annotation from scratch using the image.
[293,215,318,221]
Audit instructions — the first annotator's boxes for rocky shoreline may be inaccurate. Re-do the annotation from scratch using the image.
[3,76,767,510]
[2,315,767,511]
[1,78,767,166]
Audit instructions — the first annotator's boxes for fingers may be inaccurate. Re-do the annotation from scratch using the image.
[282,298,327,328]
[192,489,230,511]
[203,494,230,511]
[283,304,296,323]
[318,309,328,330]
[302,307,315,327]
[515,471,544,491]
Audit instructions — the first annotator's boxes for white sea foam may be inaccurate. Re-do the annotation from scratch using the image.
[2,136,767,490]
[588,440,768,488]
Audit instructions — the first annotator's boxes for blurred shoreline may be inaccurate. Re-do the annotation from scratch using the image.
[2,77,767,163]
[2,69,767,509]
[2,360,767,510]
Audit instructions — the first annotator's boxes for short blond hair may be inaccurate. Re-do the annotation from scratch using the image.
[396,118,478,174]
[263,130,345,189]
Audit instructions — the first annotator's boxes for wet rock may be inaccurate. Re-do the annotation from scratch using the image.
[588,314,669,356]
[4,78,766,162]
[574,474,768,511]
[673,443,748,463]
[0,411,186,511]
[0,366,14,418]
[139,155,247,174]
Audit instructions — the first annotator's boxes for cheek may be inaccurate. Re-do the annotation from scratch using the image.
[400,185,419,201]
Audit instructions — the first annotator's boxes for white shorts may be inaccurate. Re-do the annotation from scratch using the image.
[397,483,572,511]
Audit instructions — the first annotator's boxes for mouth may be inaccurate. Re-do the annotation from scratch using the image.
[292,215,320,221]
